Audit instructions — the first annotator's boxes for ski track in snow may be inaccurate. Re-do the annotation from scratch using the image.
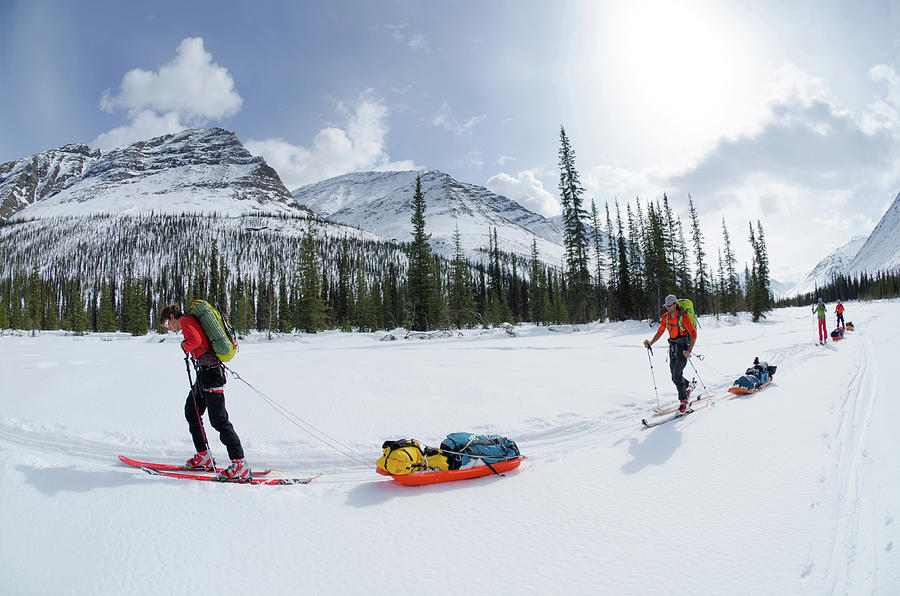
[2,302,899,594]
[823,319,878,594]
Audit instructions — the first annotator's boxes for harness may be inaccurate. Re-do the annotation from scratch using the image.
[664,309,689,340]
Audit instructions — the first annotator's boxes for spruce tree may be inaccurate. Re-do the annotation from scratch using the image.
[590,200,607,321]
[448,226,476,328]
[688,196,710,314]
[614,202,633,319]
[0,278,9,329]
[721,218,739,315]
[604,202,619,319]
[407,175,432,330]
[755,220,771,312]
[557,126,592,323]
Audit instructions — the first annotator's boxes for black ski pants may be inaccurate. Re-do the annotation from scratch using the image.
[184,366,244,460]
[668,338,690,401]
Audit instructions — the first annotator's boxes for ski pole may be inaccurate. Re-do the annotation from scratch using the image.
[646,346,661,409]
[184,355,217,470]
[687,356,711,398]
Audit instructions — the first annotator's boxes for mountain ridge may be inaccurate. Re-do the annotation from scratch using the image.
[1,128,310,221]
[291,169,566,264]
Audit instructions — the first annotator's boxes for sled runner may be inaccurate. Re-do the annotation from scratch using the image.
[727,378,773,395]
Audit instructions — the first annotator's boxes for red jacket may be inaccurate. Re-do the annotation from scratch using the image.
[657,308,698,340]
[180,315,215,361]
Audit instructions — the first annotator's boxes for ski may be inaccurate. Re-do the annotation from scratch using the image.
[652,380,698,415]
[642,398,711,428]
[140,466,322,485]
[652,393,713,416]
[119,455,273,476]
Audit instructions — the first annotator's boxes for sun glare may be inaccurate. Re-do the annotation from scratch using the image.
[576,0,764,168]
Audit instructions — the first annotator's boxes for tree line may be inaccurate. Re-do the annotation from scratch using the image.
[776,269,900,307]
[554,126,774,325]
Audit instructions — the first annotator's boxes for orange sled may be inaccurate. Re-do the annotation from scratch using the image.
[728,379,773,395]
[377,456,526,486]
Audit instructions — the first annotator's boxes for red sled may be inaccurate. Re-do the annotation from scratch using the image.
[728,379,773,395]
[377,456,526,486]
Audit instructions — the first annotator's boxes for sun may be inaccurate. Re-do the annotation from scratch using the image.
[574,0,767,168]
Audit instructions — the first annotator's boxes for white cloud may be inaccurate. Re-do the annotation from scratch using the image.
[430,102,482,135]
[653,63,900,281]
[486,171,561,217]
[92,110,184,151]
[382,24,430,53]
[498,155,516,165]
[245,93,417,190]
[92,37,242,149]
[100,37,241,121]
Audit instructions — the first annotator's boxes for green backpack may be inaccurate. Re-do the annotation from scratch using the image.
[676,298,699,331]
[186,300,238,362]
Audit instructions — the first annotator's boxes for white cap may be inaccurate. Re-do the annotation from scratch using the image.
[664,294,678,307]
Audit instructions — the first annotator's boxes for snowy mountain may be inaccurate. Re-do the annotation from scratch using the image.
[769,279,796,300]
[786,189,900,297]
[786,236,868,297]
[2,128,310,221]
[846,190,900,276]
[291,170,566,264]
[0,144,99,220]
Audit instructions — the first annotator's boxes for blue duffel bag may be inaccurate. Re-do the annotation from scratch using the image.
[439,433,520,470]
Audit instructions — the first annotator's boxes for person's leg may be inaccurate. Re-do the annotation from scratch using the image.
[184,387,209,453]
[669,343,690,401]
[205,391,245,460]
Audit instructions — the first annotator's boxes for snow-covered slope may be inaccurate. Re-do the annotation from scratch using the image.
[2,301,898,594]
[787,236,867,297]
[769,278,796,300]
[0,144,99,220]
[847,190,900,275]
[3,128,309,220]
[787,190,900,297]
[292,170,566,264]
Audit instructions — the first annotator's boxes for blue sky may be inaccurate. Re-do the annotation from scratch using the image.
[2,0,899,281]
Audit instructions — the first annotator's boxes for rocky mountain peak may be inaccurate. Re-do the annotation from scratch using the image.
[2,128,308,221]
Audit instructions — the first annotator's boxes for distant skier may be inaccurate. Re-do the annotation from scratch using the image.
[159,304,251,480]
[813,298,828,344]
[643,294,698,415]
[835,300,845,328]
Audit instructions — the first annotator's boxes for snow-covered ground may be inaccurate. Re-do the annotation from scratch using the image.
[2,301,898,595]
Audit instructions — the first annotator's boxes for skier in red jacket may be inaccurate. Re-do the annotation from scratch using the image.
[160,304,251,480]
[643,294,698,415]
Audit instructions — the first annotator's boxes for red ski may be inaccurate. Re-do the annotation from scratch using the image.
[119,455,273,476]
[140,466,322,485]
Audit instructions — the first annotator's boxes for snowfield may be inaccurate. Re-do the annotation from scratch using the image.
[1,301,898,595]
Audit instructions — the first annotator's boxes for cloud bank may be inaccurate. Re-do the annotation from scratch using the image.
[245,93,417,191]
[93,38,241,150]
[660,62,900,280]
[486,170,560,217]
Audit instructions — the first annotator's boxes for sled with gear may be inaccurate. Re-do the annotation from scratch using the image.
[728,357,778,395]
[376,433,523,486]
[831,327,845,341]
